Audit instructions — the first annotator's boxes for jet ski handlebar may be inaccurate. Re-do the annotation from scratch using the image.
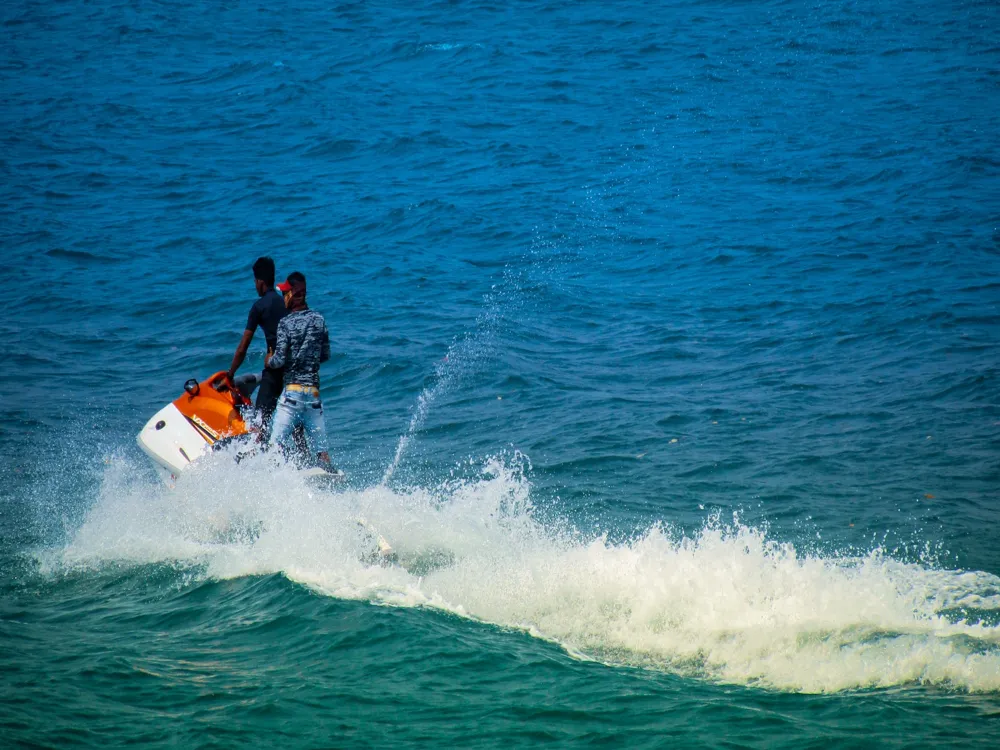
[206,370,254,407]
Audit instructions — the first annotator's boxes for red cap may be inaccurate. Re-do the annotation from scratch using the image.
[277,272,306,294]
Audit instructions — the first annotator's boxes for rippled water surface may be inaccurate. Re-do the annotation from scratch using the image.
[2,0,1000,747]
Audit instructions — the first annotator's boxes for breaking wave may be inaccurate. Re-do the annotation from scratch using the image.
[45,451,1000,694]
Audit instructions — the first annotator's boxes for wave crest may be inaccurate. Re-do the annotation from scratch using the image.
[48,452,1000,694]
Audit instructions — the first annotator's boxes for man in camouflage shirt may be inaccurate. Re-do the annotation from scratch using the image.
[266,271,333,469]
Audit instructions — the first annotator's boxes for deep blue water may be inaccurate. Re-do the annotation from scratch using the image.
[2,0,1000,746]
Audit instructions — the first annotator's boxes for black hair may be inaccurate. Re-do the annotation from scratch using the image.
[252,256,275,287]
[283,271,308,310]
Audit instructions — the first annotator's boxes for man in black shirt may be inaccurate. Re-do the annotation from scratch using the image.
[227,256,288,435]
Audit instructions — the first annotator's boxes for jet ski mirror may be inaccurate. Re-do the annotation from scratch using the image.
[183,378,200,396]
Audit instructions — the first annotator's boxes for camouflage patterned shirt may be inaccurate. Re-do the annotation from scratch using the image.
[267,308,330,387]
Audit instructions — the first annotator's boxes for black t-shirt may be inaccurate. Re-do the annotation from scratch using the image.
[246,289,288,353]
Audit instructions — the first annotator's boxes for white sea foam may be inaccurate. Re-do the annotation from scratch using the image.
[51,452,1000,694]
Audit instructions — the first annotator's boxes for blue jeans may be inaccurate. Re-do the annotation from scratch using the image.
[269,387,329,459]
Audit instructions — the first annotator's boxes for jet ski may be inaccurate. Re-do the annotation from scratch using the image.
[137,371,394,561]
[137,369,349,484]
[137,370,261,487]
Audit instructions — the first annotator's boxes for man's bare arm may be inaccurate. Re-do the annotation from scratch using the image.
[227,329,255,380]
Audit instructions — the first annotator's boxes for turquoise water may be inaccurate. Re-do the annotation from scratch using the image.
[3,0,1000,746]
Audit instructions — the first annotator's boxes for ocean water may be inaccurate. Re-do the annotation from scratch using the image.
[2,0,1000,746]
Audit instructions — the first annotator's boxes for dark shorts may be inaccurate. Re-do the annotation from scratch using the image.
[256,367,284,426]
